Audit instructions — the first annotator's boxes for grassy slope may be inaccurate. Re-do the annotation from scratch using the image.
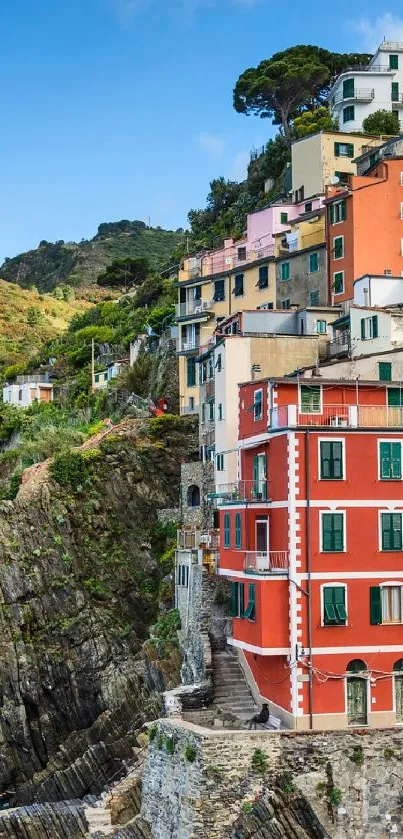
[0,280,91,369]
[0,228,184,295]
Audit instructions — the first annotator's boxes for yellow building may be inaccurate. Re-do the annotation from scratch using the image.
[291,131,386,202]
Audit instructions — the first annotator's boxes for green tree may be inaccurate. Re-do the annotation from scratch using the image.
[362,109,400,136]
[97,257,150,291]
[293,107,339,138]
[247,135,290,197]
[234,45,371,146]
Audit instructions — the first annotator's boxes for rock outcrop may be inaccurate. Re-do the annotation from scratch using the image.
[0,415,197,806]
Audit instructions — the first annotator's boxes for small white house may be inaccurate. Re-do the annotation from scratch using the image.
[354,274,403,308]
[93,370,108,391]
[3,381,53,408]
[106,359,128,381]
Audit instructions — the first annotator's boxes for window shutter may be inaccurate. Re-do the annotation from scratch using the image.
[392,443,402,479]
[320,441,331,478]
[380,442,391,479]
[235,513,242,549]
[341,200,347,221]
[334,586,347,623]
[348,144,355,158]
[370,587,382,624]
[329,204,335,224]
[253,456,259,495]
[334,142,340,156]
[361,319,366,340]
[332,442,343,478]
[239,583,244,618]
[230,582,238,617]
[322,515,333,551]
[372,315,378,338]
[323,587,336,624]
[379,362,392,381]
[333,514,344,550]
[224,514,231,548]
[382,513,392,550]
[388,388,403,407]
[392,514,402,550]
[244,583,256,620]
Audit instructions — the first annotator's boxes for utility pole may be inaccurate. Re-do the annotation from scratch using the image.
[91,338,95,393]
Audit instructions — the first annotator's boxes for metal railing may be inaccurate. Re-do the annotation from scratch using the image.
[213,480,269,504]
[16,374,51,384]
[329,334,350,357]
[333,88,374,104]
[179,338,200,352]
[244,551,289,574]
[270,404,403,429]
[177,529,219,550]
[175,299,213,318]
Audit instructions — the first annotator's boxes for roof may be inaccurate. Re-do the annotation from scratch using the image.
[238,375,398,389]
[291,130,387,147]
[296,344,403,374]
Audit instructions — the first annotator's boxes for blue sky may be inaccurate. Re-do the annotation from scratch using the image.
[0,0,400,261]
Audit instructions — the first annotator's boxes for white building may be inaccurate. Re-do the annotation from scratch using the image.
[354,274,403,307]
[329,41,403,132]
[3,379,53,408]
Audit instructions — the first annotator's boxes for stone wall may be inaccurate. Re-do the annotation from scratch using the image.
[141,718,403,839]
[180,461,215,529]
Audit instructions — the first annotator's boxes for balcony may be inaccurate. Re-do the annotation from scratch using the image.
[329,333,350,358]
[270,404,403,430]
[333,87,374,105]
[392,94,403,106]
[244,551,289,575]
[175,299,213,319]
[181,403,199,415]
[177,529,219,550]
[211,480,270,505]
[177,337,200,353]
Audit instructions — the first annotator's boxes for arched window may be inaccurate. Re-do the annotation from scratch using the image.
[346,659,367,726]
[393,659,403,722]
[187,485,200,508]
[347,659,367,674]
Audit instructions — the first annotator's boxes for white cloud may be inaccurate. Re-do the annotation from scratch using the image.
[197,132,226,156]
[227,150,249,182]
[350,13,403,53]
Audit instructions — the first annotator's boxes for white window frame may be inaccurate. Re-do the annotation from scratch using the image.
[333,235,344,260]
[320,582,348,627]
[316,319,327,334]
[253,389,263,421]
[378,510,403,552]
[299,384,323,415]
[318,437,346,482]
[319,509,347,553]
[216,453,224,472]
[400,172,403,187]
[333,270,345,295]
[379,582,403,625]
[333,201,345,224]
[361,316,377,340]
[377,439,403,481]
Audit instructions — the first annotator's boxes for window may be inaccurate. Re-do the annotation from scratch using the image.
[320,440,343,479]
[187,485,200,507]
[379,441,402,479]
[317,319,327,334]
[305,202,312,213]
[187,357,196,387]
[381,513,402,551]
[218,403,223,421]
[360,315,378,340]
[335,171,350,185]
[189,397,195,411]
[343,105,355,123]
[281,262,290,281]
[321,512,345,552]
[281,298,291,309]
[280,212,288,224]
[201,403,205,424]
[177,565,189,587]
[216,353,222,372]
[379,362,392,381]
[253,389,263,421]
[370,585,402,624]
[217,453,224,472]
[235,513,242,549]
[208,355,214,379]
[230,581,244,617]
[310,290,319,306]
[253,453,267,500]
[243,584,256,621]
[329,200,347,224]
[224,514,231,548]
[390,54,399,69]
[388,388,403,407]
[309,252,319,273]
[208,399,215,422]
[295,186,305,203]
[300,385,321,413]
[334,236,344,260]
[258,265,269,289]
[323,586,347,625]
[214,279,225,302]
[334,142,355,158]
[333,271,344,295]
[193,285,202,301]
[237,246,246,261]
[234,273,244,297]
[343,78,354,98]
[392,82,400,102]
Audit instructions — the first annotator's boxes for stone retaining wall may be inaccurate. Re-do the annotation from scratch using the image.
[141,718,403,839]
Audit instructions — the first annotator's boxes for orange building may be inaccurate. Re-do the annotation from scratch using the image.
[216,378,403,730]
[326,158,403,303]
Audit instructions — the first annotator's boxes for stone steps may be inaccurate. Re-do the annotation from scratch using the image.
[84,803,115,836]
[212,650,257,722]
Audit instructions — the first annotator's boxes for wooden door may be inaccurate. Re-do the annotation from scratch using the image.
[347,677,367,726]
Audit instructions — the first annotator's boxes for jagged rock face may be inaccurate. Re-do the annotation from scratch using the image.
[0,417,196,805]
[231,788,329,838]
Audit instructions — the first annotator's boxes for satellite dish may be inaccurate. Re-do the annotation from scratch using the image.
[330,176,340,185]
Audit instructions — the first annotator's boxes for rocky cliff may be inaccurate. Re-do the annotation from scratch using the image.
[0,415,197,807]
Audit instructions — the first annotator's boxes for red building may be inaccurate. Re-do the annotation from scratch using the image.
[217,377,403,729]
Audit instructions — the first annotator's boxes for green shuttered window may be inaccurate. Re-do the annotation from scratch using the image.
[281,262,290,281]
[370,587,382,624]
[230,582,244,617]
[322,513,344,551]
[309,252,319,273]
[320,441,343,479]
[388,388,403,407]
[379,442,402,479]
[224,514,231,548]
[379,362,392,381]
[300,385,321,413]
[243,584,256,621]
[381,513,402,551]
[323,586,347,625]
[186,357,196,387]
[258,265,269,289]
[235,513,242,549]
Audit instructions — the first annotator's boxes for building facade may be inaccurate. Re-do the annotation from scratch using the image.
[217,378,403,730]
[3,378,53,408]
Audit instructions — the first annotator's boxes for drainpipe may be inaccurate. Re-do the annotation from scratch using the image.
[305,430,314,730]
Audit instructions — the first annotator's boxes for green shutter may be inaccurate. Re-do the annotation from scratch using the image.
[392,514,402,550]
[343,78,354,98]
[392,82,399,101]
[230,582,238,617]
[372,315,378,338]
[334,237,343,259]
[334,142,340,156]
[332,442,343,478]
[329,204,335,224]
[235,513,242,549]
[244,584,256,621]
[370,587,382,624]
[341,200,347,221]
[333,514,344,550]
[381,513,391,550]
[187,357,196,387]
[334,587,347,623]
[322,514,333,551]
[239,583,244,618]
[361,319,366,340]
[388,388,403,407]
[309,252,318,273]
[392,443,402,479]
[380,513,401,550]
[380,442,392,478]
[379,362,392,381]
[253,455,259,497]
[322,513,344,551]
[323,588,336,624]
[320,441,331,479]
[348,144,355,158]
[390,55,399,70]
[224,514,230,548]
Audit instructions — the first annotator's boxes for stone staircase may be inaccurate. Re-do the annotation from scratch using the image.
[84,800,114,836]
[212,649,258,722]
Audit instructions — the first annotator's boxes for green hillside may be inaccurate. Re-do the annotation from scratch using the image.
[0,220,185,295]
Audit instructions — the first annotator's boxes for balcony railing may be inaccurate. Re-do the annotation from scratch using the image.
[270,404,403,429]
[244,551,289,574]
[333,87,374,105]
[177,529,220,550]
[178,338,199,352]
[175,299,213,318]
[212,480,270,505]
[329,333,350,357]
